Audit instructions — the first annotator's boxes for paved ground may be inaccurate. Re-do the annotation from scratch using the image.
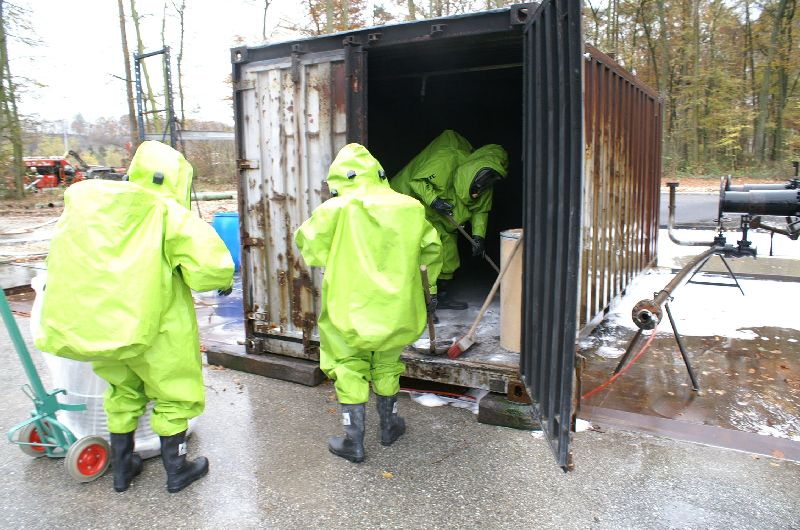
[659,192,719,227]
[1,321,799,529]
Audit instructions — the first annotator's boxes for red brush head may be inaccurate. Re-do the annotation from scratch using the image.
[446,344,463,359]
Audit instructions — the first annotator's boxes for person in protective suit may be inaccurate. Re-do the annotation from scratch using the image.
[294,143,442,463]
[390,130,508,310]
[35,141,234,493]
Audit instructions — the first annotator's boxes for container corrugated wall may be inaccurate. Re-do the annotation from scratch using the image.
[579,45,662,331]
[236,51,348,359]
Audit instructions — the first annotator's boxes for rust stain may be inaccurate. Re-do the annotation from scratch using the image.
[580,49,661,331]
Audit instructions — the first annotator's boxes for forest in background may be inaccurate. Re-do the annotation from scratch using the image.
[1,0,798,197]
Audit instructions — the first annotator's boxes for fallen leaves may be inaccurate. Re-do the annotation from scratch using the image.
[382,471,394,479]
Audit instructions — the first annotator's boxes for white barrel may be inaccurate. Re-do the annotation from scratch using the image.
[500,229,523,352]
[31,273,196,458]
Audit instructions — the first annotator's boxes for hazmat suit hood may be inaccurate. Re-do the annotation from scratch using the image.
[326,143,388,198]
[453,144,509,204]
[127,140,193,208]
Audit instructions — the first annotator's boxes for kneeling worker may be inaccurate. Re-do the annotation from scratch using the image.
[295,143,442,463]
[36,141,234,492]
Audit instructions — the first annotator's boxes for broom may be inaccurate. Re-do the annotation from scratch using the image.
[447,233,523,359]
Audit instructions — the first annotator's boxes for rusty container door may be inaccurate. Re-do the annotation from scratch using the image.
[521,0,584,471]
[233,50,349,359]
[579,46,662,331]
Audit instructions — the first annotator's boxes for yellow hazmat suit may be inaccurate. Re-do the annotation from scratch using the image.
[391,130,508,279]
[294,144,442,404]
[36,141,234,436]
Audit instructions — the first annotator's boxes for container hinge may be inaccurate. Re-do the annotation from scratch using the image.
[367,32,382,43]
[343,35,362,47]
[291,44,306,84]
[247,311,270,321]
[242,237,264,247]
[237,159,259,170]
[234,79,255,91]
[430,24,447,37]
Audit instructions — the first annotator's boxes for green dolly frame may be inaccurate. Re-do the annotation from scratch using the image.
[2,289,110,482]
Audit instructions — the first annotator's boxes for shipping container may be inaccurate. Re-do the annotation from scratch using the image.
[226,0,662,469]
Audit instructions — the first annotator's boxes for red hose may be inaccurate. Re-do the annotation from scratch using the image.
[581,331,657,401]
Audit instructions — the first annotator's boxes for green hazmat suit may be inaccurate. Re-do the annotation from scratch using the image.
[390,131,509,279]
[35,141,234,436]
[294,143,442,404]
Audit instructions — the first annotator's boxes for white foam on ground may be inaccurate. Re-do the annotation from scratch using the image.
[603,268,800,339]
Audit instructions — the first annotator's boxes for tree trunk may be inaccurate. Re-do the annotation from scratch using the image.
[118,0,139,150]
[744,0,756,102]
[130,0,161,132]
[640,0,660,90]
[0,0,24,198]
[771,0,796,160]
[262,0,271,41]
[326,0,334,33]
[655,0,671,138]
[407,0,416,20]
[753,0,788,161]
[586,0,602,45]
[689,0,701,165]
[174,0,187,129]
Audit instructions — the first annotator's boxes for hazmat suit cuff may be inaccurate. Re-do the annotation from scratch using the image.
[471,216,488,238]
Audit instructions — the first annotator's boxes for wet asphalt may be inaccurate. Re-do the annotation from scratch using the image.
[1,322,799,529]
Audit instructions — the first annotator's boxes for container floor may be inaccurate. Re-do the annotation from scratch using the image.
[193,271,521,393]
[402,277,520,392]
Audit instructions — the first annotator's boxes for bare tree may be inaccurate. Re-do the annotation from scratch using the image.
[0,0,24,198]
[130,0,161,132]
[261,0,272,41]
[118,0,139,149]
[407,0,417,20]
[170,0,187,128]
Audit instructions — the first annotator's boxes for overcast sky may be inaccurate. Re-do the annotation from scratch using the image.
[9,0,326,127]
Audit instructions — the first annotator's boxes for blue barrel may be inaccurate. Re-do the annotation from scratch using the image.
[211,212,241,271]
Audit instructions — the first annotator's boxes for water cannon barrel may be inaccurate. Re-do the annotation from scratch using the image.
[719,188,800,217]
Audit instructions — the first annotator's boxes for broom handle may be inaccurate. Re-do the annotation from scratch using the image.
[466,234,524,339]
[420,265,436,350]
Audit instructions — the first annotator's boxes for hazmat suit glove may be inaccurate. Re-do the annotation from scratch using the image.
[471,235,486,257]
[217,286,233,297]
[430,198,454,217]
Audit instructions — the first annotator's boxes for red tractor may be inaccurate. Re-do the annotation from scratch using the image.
[23,156,84,190]
[23,151,127,191]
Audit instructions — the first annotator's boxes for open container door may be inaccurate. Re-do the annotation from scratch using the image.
[232,44,355,358]
[520,0,584,471]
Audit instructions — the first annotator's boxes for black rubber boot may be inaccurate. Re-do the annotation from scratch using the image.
[437,279,468,310]
[159,431,209,493]
[110,431,143,492]
[376,395,406,446]
[328,404,366,463]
